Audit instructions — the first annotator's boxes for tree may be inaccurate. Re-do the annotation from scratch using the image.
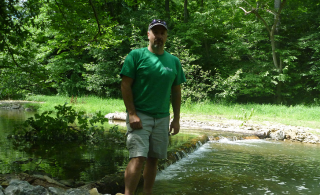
[239,0,287,103]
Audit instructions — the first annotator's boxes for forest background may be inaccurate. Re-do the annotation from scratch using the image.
[1,0,320,106]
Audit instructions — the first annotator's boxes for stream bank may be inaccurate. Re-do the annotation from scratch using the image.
[1,103,320,194]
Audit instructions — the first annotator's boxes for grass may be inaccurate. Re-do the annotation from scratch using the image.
[25,95,320,130]
[181,102,320,130]
[26,95,125,114]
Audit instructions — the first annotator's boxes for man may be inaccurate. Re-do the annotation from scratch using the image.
[120,19,186,195]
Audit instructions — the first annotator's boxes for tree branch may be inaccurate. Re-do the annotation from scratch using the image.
[239,7,271,33]
[54,0,70,25]
[4,39,46,80]
[265,9,278,16]
[253,10,271,34]
[239,7,253,15]
[89,0,101,40]
[241,0,253,9]
[271,0,286,34]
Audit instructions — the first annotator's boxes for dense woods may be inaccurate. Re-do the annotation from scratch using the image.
[1,0,319,105]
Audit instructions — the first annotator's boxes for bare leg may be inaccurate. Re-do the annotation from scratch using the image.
[125,157,146,195]
[143,157,158,195]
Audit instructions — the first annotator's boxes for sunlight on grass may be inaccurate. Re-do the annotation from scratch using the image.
[26,95,126,115]
[179,101,320,129]
[26,95,320,129]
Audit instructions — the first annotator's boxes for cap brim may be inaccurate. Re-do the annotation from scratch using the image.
[148,23,168,30]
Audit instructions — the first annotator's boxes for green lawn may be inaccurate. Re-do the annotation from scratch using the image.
[25,95,320,130]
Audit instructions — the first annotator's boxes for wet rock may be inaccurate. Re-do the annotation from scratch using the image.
[4,179,48,195]
[65,188,90,195]
[89,188,99,195]
[0,185,4,195]
[244,126,254,130]
[1,181,9,188]
[269,130,285,140]
[105,112,126,120]
[243,135,260,139]
[11,104,21,109]
[48,187,66,195]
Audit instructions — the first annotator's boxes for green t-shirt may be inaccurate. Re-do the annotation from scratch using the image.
[120,47,186,118]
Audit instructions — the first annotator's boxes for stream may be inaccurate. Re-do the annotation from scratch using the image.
[2,109,320,194]
[151,139,320,195]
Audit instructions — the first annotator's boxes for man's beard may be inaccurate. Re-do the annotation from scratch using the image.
[153,40,163,48]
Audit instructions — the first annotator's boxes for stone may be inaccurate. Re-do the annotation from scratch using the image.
[11,104,21,109]
[243,135,259,139]
[269,130,285,140]
[26,185,48,195]
[89,188,100,195]
[1,181,9,188]
[48,187,66,195]
[0,185,4,195]
[65,188,90,195]
[4,179,49,195]
[105,112,126,120]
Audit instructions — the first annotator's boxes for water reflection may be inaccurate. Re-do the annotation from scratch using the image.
[0,109,198,184]
[153,139,320,195]
[0,109,129,182]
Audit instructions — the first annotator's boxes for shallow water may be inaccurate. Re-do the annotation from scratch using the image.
[0,109,197,182]
[152,139,320,195]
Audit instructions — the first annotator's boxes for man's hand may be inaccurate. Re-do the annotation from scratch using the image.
[129,113,142,130]
[169,119,180,136]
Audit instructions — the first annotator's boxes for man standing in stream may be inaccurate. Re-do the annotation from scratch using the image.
[120,19,186,195]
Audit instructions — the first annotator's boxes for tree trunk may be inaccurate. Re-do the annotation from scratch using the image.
[239,0,286,104]
[274,0,282,104]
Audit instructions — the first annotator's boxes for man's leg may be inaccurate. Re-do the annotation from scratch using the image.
[143,157,158,195]
[125,157,146,195]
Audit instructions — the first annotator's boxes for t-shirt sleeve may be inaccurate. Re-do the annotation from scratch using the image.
[173,58,186,86]
[120,51,136,79]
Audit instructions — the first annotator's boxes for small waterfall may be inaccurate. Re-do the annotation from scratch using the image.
[175,152,182,160]
[188,147,194,153]
[196,141,203,149]
[181,150,189,158]
[233,136,237,141]
[158,135,209,172]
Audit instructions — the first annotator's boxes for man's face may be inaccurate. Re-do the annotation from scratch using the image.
[148,25,168,49]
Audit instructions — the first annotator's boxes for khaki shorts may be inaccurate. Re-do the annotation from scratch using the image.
[126,111,170,159]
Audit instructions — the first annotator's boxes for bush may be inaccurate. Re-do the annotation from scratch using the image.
[11,103,108,142]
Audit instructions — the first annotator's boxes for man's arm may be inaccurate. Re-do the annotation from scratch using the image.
[121,75,142,129]
[169,85,181,135]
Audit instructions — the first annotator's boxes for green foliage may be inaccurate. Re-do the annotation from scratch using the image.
[108,125,125,145]
[236,108,255,126]
[23,103,41,111]
[214,69,243,103]
[167,37,214,102]
[1,0,320,104]
[12,103,108,142]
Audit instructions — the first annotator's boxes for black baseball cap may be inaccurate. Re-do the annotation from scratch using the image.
[148,19,168,31]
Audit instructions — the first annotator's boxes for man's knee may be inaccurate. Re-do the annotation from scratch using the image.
[130,156,147,167]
